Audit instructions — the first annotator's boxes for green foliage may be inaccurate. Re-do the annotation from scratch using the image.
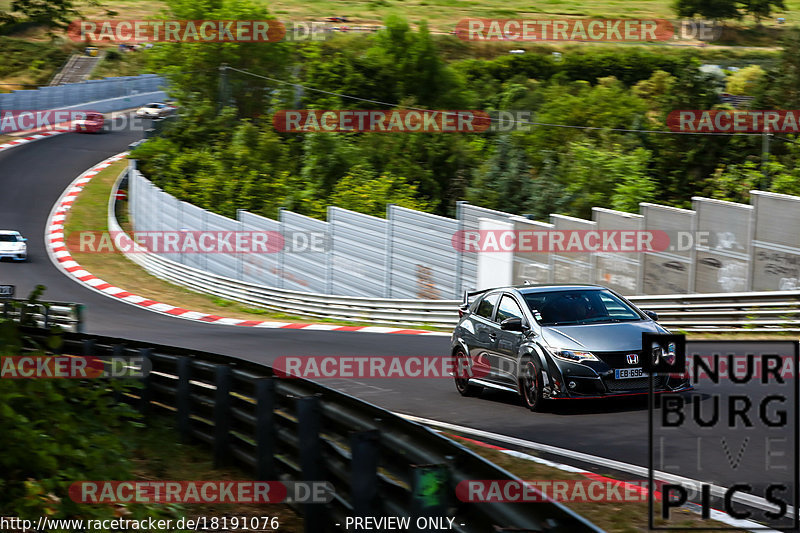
[672,0,785,23]
[0,288,168,522]
[673,0,740,20]
[561,141,655,218]
[739,0,787,23]
[133,5,800,225]
[0,36,70,84]
[145,0,291,118]
[759,29,800,108]
[725,64,765,94]
[326,166,433,217]
[467,134,534,214]
[705,137,800,202]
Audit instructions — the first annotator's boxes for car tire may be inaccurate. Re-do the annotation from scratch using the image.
[520,358,545,412]
[453,348,482,397]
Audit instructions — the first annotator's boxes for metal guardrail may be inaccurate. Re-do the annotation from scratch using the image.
[18,328,601,533]
[109,169,800,331]
[1,300,83,332]
[111,170,455,328]
[628,292,800,331]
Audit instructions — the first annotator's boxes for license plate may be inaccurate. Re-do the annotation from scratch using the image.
[615,367,647,379]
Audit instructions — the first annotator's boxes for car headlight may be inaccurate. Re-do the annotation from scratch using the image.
[549,347,598,363]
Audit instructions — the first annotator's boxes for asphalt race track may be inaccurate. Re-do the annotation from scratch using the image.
[1,129,796,523]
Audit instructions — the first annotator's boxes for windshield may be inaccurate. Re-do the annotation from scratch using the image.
[0,234,20,242]
[523,289,643,326]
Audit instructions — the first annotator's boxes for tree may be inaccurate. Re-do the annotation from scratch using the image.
[633,70,677,102]
[759,29,800,109]
[364,16,470,108]
[9,0,85,28]
[673,0,740,20]
[561,141,654,218]
[466,134,534,214]
[145,0,290,116]
[326,166,432,218]
[739,0,786,24]
[725,64,765,94]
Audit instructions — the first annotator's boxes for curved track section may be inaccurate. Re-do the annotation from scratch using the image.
[0,131,788,507]
[43,153,444,336]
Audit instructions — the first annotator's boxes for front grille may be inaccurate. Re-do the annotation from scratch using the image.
[606,376,665,391]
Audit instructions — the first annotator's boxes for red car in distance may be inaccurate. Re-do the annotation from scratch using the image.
[73,112,105,133]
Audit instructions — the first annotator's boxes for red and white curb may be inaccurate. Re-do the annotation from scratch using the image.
[45,152,448,336]
[399,414,782,532]
[0,131,65,154]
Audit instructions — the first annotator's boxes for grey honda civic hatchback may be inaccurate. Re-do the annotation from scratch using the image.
[450,284,692,411]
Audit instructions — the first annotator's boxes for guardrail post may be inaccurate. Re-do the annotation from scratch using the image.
[213,365,232,467]
[410,463,450,532]
[75,304,85,333]
[138,348,153,414]
[111,344,125,403]
[176,356,192,442]
[297,395,325,533]
[255,378,276,480]
[350,430,380,517]
[82,339,96,357]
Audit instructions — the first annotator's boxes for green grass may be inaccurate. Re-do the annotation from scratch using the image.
[0,36,76,89]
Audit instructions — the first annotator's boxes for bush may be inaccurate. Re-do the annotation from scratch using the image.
[0,286,166,521]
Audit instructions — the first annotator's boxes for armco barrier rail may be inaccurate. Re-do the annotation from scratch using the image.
[109,167,800,331]
[2,299,83,332]
[16,328,601,533]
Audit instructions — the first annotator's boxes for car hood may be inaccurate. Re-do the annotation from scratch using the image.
[540,321,667,352]
[0,242,22,251]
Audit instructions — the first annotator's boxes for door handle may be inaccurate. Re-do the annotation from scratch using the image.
[488,332,497,341]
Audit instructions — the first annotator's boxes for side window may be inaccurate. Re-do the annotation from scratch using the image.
[475,292,500,320]
[495,295,524,323]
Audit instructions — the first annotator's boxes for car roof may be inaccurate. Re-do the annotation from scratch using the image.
[512,284,607,295]
[0,230,21,235]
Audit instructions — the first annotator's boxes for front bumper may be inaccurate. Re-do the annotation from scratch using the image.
[0,252,26,261]
[544,359,692,399]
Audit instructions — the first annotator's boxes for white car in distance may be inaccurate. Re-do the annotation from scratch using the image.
[135,102,176,119]
[0,230,27,261]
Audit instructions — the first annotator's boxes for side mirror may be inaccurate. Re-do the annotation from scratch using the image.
[643,310,658,321]
[500,317,527,332]
[21,238,27,242]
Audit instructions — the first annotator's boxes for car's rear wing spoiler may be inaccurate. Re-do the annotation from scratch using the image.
[459,288,492,316]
